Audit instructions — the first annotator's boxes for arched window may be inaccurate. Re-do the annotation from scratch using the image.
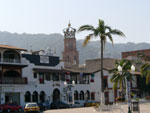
[74,91,78,100]
[32,91,38,102]
[86,90,90,100]
[25,91,31,102]
[4,70,20,77]
[3,50,20,63]
[40,91,45,103]
[80,91,84,100]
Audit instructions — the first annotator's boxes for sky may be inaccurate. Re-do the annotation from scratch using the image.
[0,0,150,43]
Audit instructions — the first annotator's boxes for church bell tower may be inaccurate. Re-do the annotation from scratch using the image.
[62,22,79,68]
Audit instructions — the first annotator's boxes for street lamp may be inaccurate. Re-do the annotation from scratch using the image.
[118,64,135,113]
[64,80,75,86]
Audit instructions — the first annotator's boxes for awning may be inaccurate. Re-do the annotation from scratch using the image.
[33,68,63,73]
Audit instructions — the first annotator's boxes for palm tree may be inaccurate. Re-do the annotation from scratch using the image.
[78,19,125,104]
[141,63,150,85]
[136,52,150,84]
[109,59,134,98]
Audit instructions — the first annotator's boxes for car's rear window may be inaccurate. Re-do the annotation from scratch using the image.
[26,104,37,107]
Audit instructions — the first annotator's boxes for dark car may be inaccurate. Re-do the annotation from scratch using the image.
[50,101,70,109]
[37,103,48,111]
[0,103,22,112]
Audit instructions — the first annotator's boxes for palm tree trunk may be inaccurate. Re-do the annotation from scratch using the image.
[100,39,104,104]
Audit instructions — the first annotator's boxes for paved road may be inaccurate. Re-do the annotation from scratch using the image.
[43,103,150,113]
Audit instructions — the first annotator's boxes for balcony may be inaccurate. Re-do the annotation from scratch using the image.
[0,58,27,67]
[0,77,28,85]
[3,58,21,63]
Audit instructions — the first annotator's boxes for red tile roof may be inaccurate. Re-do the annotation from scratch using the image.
[0,44,27,51]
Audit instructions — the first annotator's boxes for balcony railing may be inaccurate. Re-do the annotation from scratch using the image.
[0,77,28,84]
[3,58,21,63]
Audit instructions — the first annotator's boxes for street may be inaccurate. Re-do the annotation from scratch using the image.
[43,103,150,113]
[2,103,150,113]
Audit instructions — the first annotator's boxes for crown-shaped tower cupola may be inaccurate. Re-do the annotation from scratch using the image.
[63,22,76,39]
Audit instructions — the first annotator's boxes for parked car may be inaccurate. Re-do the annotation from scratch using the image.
[50,101,70,109]
[37,103,49,111]
[0,103,22,112]
[42,102,50,109]
[84,101,100,107]
[24,103,40,113]
[72,101,82,108]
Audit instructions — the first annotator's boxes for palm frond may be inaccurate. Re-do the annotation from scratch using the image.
[145,70,150,84]
[82,34,94,47]
[78,25,95,33]
[104,33,113,45]
[105,25,112,32]
[110,29,126,37]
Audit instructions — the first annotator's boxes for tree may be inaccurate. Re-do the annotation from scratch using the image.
[137,52,150,84]
[78,19,125,104]
[141,63,150,85]
[109,59,134,98]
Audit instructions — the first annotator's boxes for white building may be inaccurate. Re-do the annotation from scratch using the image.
[0,44,99,107]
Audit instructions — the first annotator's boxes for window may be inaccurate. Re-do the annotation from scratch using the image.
[45,73,51,81]
[71,74,77,84]
[39,72,44,84]
[79,74,89,84]
[60,74,65,81]
[52,73,59,81]
[104,77,108,89]
[33,72,37,78]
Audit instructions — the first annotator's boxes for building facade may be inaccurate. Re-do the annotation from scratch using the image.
[0,44,98,107]
[0,45,28,105]
[122,49,150,60]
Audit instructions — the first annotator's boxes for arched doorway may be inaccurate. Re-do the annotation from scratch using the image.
[74,91,78,100]
[40,91,45,103]
[86,90,90,100]
[32,91,38,102]
[53,89,60,102]
[80,91,84,100]
[25,91,31,102]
